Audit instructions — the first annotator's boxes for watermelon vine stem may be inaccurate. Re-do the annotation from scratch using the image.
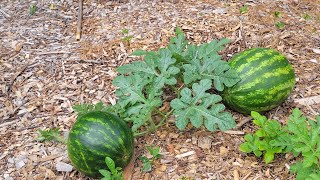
[133,109,173,137]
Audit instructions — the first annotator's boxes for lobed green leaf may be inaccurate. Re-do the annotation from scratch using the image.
[170,79,236,131]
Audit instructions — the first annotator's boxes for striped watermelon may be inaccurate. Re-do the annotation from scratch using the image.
[221,48,295,114]
[67,111,134,178]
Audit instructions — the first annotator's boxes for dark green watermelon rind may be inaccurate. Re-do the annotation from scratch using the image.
[221,48,295,114]
[67,111,134,178]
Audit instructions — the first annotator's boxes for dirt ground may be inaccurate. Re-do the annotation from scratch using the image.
[0,0,319,179]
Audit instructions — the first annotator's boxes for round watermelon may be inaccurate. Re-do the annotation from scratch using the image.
[221,48,295,114]
[67,111,134,178]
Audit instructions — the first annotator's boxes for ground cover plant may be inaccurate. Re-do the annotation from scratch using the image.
[36,25,318,180]
[58,28,242,178]
[76,28,241,137]
[240,109,320,180]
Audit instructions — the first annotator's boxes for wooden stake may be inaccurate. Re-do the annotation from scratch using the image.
[76,0,83,40]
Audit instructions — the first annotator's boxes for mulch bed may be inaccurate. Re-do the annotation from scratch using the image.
[0,0,319,179]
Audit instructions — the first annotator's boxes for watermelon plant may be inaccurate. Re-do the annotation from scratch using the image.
[240,109,320,180]
[107,27,240,136]
[67,111,134,178]
[67,28,241,177]
[221,48,295,114]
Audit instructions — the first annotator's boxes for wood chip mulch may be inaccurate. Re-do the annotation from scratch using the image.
[0,0,319,179]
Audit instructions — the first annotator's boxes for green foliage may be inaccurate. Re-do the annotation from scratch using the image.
[139,146,161,172]
[121,28,134,43]
[302,13,312,20]
[181,177,195,180]
[170,79,236,131]
[37,128,66,144]
[99,157,124,180]
[274,11,282,18]
[29,4,38,15]
[111,27,239,135]
[240,109,320,180]
[275,21,285,29]
[240,5,249,14]
[73,102,113,118]
[239,111,290,163]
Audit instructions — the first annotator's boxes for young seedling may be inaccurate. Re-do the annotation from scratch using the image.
[29,4,38,15]
[121,28,134,44]
[99,157,124,180]
[139,146,161,172]
[274,11,281,18]
[275,21,285,29]
[37,128,67,144]
[302,13,312,20]
[240,5,249,14]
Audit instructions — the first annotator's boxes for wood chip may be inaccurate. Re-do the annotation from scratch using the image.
[56,162,73,172]
[294,95,320,106]
[175,151,195,159]
[36,154,60,162]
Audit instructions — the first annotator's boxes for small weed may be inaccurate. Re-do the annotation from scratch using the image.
[275,21,285,29]
[121,29,129,35]
[99,157,124,180]
[302,13,312,20]
[240,5,249,14]
[121,29,134,43]
[274,11,281,18]
[139,146,161,172]
[29,4,38,15]
[37,128,67,144]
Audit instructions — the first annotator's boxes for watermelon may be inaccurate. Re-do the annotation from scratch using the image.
[67,111,134,178]
[221,48,295,114]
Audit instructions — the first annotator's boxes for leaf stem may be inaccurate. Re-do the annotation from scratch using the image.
[133,109,174,137]
[56,136,67,144]
[154,108,166,117]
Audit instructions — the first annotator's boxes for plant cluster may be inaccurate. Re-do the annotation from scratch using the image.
[240,108,320,179]
[105,27,240,136]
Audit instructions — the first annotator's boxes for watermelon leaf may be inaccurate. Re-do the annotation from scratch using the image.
[73,101,113,117]
[170,79,236,131]
[117,48,179,91]
[181,39,240,91]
